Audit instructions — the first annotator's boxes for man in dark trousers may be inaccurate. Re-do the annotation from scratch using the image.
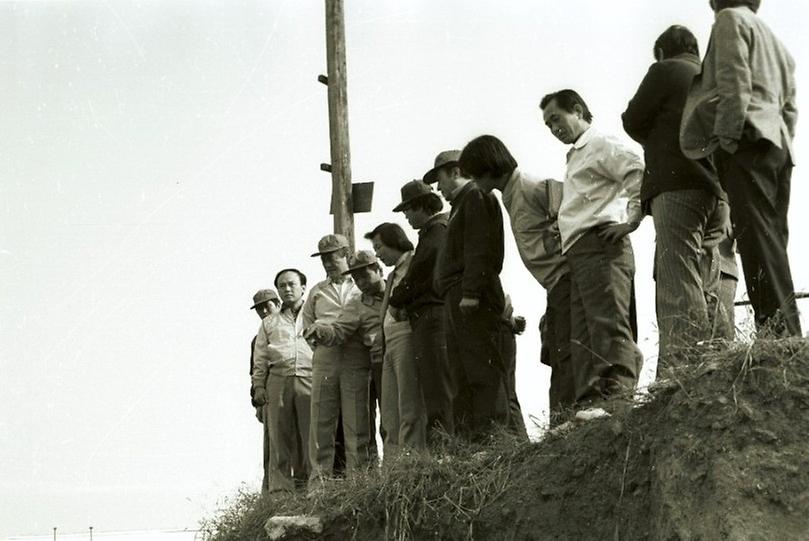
[622,25,728,365]
[458,135,574,424]
[681,0,801,337]
[540,90,644,413]
[429,149,507,439]
[248,289,280,492]
[390,179,454,441]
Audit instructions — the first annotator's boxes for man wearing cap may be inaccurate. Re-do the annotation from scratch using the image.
[364,223,426,456]
[252,270,312,492]
[248,289,280,493]
[458,135,575,423]
[302,235,367,478]
[540,89,644,411]
[390,179,454,440]
[428,149,508,439]
[305,250,383,473]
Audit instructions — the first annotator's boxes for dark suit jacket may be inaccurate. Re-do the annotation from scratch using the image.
[680,6,797,161]
[435,182,504,312]
[388,213,447,315]
[622,53,724,212]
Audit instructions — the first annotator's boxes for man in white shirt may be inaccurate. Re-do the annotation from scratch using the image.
[540,89,644,410]
[458,134,574,424]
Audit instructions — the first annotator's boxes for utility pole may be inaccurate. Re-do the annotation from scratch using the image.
[323,0,354,249]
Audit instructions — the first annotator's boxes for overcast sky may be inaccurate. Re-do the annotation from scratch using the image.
[2,0,807,537]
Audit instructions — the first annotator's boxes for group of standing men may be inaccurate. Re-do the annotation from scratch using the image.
[247,0,801,493]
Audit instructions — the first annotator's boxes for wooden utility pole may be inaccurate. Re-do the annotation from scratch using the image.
[324,0,354,249]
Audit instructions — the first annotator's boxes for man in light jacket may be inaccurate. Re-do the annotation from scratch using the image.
[680,0,801,337]
[252,270,311,492]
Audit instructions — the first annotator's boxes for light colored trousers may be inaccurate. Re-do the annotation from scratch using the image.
[651,189,722,362]
[381,323,426,458]
[265,373,310,492]
[309,344,371,478]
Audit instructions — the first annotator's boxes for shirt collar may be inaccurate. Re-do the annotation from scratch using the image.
[502,169,520,204]
[394,251,411,269]
[571,125,596,150]
[327,275,353,287]
[449,180,473,205]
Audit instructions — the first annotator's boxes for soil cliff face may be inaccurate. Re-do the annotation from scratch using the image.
[229,339,809,541]
[475,339,809,541]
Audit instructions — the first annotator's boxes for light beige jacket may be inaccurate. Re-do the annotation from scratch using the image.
[680,6,797,161]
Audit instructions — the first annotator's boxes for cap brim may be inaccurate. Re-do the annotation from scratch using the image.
[422,161,457,184]
[342,262,375,275]
[392,198,412,212]
[250,299,278,309]
[310,247,341,257]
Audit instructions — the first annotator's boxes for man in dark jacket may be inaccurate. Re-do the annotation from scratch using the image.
[622,25,729,364]
[426,150,507,439]
[390,179,454,440]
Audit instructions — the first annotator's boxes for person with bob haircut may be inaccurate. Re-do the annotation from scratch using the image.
[365,222,426,455]
[459,134,574,425]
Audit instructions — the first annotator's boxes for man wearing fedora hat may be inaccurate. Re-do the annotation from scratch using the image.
[305,250,384,474]
[248,288,280,492]
[389,180,454,440]
[429,149,508,440]
[251,269,312,492]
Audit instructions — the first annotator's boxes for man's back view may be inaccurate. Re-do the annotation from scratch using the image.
[681,0,801,336]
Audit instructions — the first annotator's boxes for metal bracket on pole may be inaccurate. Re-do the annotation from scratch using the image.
[318,75,329,85]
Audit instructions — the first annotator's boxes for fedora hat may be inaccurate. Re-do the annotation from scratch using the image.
[423,149,461,184]
[392,180,438,212]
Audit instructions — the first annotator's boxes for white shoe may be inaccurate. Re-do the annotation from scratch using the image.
[574,407,611,421]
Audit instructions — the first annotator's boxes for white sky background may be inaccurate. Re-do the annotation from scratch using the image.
[1,0,807,536]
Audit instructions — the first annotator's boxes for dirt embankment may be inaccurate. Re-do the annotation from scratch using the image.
[206,338,809,540]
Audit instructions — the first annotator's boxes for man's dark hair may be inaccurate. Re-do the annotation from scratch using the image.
[408,193,443,215]
[713,0,760,13]
[458,135,518,179]
[654,25,699,60]
[274,268,307,288]
[364,222,414,252]
[539,89,593,123]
